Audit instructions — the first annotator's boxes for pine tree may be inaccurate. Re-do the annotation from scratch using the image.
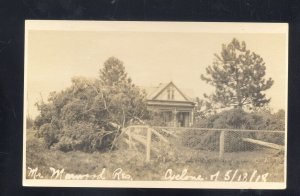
[99,56,148,126]
[201,38,274,109]
[99,57,131,86]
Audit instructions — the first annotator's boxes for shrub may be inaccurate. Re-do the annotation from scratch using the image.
[35,123,59,148]
[182,129,218,150]
[143,109,167,126]
[182,109,264,152]
[53,122,118,152]
[254,109,285,145]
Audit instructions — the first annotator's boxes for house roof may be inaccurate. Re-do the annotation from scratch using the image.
[141,81,194,102]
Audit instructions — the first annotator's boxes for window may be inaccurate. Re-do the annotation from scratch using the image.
[171,89,174,100]
[168,87,175,100]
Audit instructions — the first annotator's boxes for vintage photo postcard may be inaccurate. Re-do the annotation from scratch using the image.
[23,21,288,189]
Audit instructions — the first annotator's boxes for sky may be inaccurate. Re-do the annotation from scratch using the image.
[25,25,287,118]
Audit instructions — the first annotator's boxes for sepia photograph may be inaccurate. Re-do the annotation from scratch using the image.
[23,21,288,189]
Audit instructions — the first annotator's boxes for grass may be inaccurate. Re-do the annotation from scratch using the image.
[25,130,284,182]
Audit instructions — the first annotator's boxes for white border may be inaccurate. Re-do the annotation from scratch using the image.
[23,180,285,189]
[25,20,288,33]
[23,20,288,189]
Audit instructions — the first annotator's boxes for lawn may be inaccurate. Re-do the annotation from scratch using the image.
[25,130,284,182]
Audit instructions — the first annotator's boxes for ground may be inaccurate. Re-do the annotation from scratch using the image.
[25,130,284,182]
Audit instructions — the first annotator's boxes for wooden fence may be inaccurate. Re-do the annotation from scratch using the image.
[123,126,174,162]
[123,125,285,162]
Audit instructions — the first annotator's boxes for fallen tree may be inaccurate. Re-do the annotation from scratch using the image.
[34,57,150,152]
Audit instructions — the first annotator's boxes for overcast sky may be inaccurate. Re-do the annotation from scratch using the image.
[26,24,287,118]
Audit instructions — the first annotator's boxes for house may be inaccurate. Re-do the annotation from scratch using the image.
[142,81,196,127]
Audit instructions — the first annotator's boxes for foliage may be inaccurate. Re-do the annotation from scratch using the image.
[193,97,214,121]
[208,108,265,130]
[255,109,285,145]
[201,38,274,110]
[35,123,59,148]
[99,57,149,126]
[34,57,149,152]
[260,109,285,131]
[142,109,168,126]
[34,103,55,130]
[26,130,284,182]
[183,109,285,152]
[53,122,117,152]
[26,116,34,129]
[99,57,129,86]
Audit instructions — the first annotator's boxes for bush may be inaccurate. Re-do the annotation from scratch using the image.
[182,129,218,150]
[254,109,285,145]
[182,109,265,152]
[143,109,167,126]
[35,123,59,148]
[53,122,118,152]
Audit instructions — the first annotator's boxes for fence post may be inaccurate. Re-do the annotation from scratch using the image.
[146,127,152,162]
[128,127,132,149]
[219,131,225,160]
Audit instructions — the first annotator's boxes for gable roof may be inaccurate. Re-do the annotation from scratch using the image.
[142,81,194,102]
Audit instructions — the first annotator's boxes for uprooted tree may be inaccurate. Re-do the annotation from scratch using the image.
[201,38,274,110]
[34,56,149,152]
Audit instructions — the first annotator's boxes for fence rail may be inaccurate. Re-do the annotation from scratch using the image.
[123,125,285,162]
[128,125,285,133]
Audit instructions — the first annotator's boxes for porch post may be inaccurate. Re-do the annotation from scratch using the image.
[190,110,194,126]
[173,108,177,127]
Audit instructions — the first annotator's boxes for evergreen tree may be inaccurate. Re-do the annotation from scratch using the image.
[99,57,131,86]
[99,56,148,126]
[34,57,149,152]
[201,38,274,109]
